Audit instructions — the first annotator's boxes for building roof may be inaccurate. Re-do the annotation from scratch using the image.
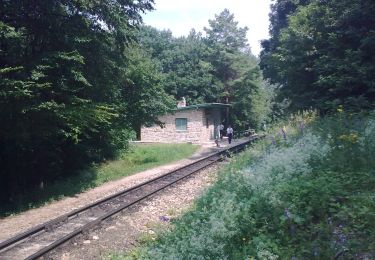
[174,103,231,111]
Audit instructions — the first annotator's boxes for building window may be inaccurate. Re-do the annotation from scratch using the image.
[175,118,187,131]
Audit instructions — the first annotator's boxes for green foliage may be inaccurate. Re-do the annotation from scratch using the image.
[123,111,375,259]
[260,0,375,111]
[0,143,198,217]
[204,9,272,130]
[231,68,273,130]
[0,0,178,205]
[139,11,274,131]
[138,26,220,104]
[121,44,174,137]
[0,1,273,209]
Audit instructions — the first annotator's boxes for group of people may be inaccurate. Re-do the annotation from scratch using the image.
[215,123,234,147]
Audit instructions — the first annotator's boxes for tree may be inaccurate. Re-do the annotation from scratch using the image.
[138,12,274,131]
[231,65,274,130]
[0,0,166,204]
[204,9,270,130]
[260,0,311,84]
[260,0,375,111]
[121,44,174,138]
[138,26,220,104]
[204,9,249,105]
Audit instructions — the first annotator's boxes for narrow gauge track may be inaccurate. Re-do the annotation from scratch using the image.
[0,136,261,260]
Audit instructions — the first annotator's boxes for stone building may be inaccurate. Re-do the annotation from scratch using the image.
[140,103,229,144]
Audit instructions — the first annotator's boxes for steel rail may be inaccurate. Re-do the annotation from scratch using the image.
[0,136,261,259]
[25,155,222,260]
[0,147,225,251]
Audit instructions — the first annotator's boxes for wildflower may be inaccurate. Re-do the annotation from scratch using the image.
[337,105,344,113]
[281,126,287,140]
[338,133,359,144]
[271,136,276,145]
[299,121,305,135]
[159,216,170,222]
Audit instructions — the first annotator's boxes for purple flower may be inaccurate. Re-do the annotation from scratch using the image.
[271,136,276,145]
[284,208,292,220]
[299,122,305,134]
[159,216,170,222]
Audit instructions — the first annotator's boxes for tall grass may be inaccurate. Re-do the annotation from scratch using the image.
[0,143,198,217]
[91,143,199,185]
[119,110,375,259]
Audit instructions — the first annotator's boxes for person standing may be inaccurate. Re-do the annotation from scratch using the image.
[215,125,221,147]
[226,125,233,144]
[219,123,224,139]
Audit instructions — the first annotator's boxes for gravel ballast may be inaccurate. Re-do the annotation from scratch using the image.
[0,142,231,259]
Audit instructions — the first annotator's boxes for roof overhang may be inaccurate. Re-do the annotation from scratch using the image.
[173,103,231,112]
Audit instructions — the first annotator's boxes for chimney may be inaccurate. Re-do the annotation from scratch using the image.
[177,97,186,108]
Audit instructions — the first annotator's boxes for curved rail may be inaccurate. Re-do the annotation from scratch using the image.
[0,136,262,259]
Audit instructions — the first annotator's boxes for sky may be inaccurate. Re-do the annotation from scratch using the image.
[142,0,272,56]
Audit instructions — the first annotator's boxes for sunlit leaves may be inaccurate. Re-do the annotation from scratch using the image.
[260,0,375,111]
[0,0,156,203]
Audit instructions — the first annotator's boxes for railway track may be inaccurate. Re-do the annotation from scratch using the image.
[0,136,261,260]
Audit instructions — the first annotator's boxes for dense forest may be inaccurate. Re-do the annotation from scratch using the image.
[0,0,167,204]
[260,0,375,111]
[0,2,269,205]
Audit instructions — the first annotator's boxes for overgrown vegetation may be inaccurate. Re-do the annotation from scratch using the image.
[0,143,198,217]
[260,0,375,111]
[117,110,375,259]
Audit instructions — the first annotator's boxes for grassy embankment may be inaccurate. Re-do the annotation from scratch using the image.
[1,143,198,217]
[116,110,375,259]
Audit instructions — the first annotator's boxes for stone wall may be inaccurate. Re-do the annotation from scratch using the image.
[140,109,217,143]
